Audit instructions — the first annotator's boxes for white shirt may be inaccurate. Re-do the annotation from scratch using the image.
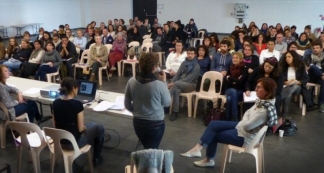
[259,49,280,64]
[165,51,187,72]
[287,67,296,80]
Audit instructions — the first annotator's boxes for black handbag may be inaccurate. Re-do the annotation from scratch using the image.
[203,98,225,126]
[278,117,298,136]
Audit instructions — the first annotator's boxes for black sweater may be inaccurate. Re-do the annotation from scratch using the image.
[13,47,33,62]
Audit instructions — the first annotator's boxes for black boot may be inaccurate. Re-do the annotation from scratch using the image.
[93,137,104,167]
[170,112,178,121]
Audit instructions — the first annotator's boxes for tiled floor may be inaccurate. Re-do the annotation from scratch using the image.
[1,76,324,173]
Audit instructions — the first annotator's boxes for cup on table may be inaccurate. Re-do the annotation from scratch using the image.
[279,130,284,137]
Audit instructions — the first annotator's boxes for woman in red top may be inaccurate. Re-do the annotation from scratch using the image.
[109,32,126,74]
[254,34,267,55]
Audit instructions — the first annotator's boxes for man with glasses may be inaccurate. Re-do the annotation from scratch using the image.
[259,40,280,64]
[275,33,287,54]
[283,29,296,44]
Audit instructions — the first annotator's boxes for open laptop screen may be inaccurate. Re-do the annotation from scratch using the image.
[78,81,97,97]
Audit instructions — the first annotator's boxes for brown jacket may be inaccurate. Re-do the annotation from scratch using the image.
[0,43,6,60]
[89,45,108,67]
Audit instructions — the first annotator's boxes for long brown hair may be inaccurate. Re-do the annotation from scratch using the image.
[0,65,8,84]
[6,37,18,56]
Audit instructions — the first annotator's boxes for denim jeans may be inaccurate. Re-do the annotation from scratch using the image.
[281,85,301,115]
[200,121,244,159]
[91,61,102,79]
[77,122,105,148]
[34,65,57,81]
[133,118,165,149]
[3,60,21,72]
[14,100,40,123]
[308,65,324,104]
[225,88,243,120]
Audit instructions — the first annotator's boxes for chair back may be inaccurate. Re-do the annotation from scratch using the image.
[142,34,151,39]
[141,42,153,53]
[129,41,140,48]
[143,38,153,43]
[105,44,113,54]
[43,127,82,160]
[198,30,205,38]
[245,125,268,154]
[199,71,223,96]
[79,49,90,65]
[7,122,46,148]
[0,102,10,122]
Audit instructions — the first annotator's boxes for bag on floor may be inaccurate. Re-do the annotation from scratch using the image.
[203,98,225,126]
[278,117,298,136]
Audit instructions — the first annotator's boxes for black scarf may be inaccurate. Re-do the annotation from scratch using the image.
[136,72,157,84]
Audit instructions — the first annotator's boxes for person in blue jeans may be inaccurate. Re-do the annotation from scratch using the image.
[223,52,248,121]
[3,39,32,72]
[180,78,277,167]
[303,41,324,112]
[52,77,105,167]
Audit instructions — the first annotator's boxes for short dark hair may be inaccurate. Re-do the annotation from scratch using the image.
[288,41,298,49]
[220,40,230,47]
[60,35,68,39]
[52,34,59,38]
[257,78,277,100]
[59,77,79,96]
[59,25,64,29]
[197,45,209,57]
[312,40,323,48]
[45,41,55,51]
[186,47,197,54]
[139,52,159,73]
[33,40,42,45]
[291,25,297,29]
[267,39,275,44]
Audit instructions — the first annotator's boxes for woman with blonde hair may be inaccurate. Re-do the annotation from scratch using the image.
[89,36,108,82]
[3,39,32,72]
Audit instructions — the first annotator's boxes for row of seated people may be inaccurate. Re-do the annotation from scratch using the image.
[166,38,324,121]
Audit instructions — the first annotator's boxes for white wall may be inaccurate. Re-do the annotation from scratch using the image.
[157,0,324,34]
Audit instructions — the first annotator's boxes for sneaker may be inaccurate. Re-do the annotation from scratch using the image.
[194,159,215,167]
[320,104,324,112]
[180,151,201,158]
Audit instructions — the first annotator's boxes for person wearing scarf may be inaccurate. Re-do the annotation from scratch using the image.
[124,53,171,149]
[168,47,200,121]
[19,40,44,78]
[180,78,277,168]
[224,52,247,121]
[296,32,311,50]
[108,32,126,75]
[304,41,324,112]
[243,44,259,75]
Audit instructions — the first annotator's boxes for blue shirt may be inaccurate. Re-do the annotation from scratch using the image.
[196,56,211,76]
[73,37,87,50]
[210,52,232,72]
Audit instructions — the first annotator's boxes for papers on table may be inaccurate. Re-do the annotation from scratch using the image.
[93,96,126,111]
[243,91,258,103]
[23,87,42,95]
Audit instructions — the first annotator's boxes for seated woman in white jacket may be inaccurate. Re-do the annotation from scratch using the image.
[19,40,44,78]
[165,40,187,78]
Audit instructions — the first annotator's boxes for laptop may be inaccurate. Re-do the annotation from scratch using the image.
[75,80,97,103]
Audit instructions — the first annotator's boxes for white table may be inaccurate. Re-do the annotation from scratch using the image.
[0,26,11,38]
[11,23,43,37]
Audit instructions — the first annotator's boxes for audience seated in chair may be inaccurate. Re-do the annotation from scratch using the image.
[0,64,41,123]
[253,34,267,55]
[168,47,200,121]
[74,29,87,56]
[109,32,126,75]
[20,40,44,78]
[56,35,78,78]
[243,44,259,75]
[102,28,114,45]
[210,33,220,51]
[152,27,166,52]
[259,40,280,64]
[85,28,96,49]
[3,39,32,73]
[108,24,116,39]
[40,31,52,49]
[127,26,143,44]
[65,29,74,43]
[35,42,62,81]
[136,20,148,38]
[234,30,245,51]
[237,40,259,57]
[58,25,66,39]
[266,27,277,42]
[202,36,216,59]
[180,78,277,168]
[210,40,232,77]
[165,41,187,79]
[52,34,61,48]
[1,37,19,64]
[89,36,108,82]
[275,33,287,55]
[196,45,211,91]
[283,29,296,44]
[224,52,248,121]
[184,18,198,39]
[296,32,311,51]
[52,77,105,167]
[304,25,317,42]
[304,41,324,112]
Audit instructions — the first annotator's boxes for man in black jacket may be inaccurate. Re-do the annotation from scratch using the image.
[56,35,78,78]
[152,27,166,52]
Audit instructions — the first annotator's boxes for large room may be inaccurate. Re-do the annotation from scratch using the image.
[0,0,324,173]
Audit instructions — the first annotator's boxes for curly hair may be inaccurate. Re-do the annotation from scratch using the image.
[139,52,159,73]
[279,50,305,71]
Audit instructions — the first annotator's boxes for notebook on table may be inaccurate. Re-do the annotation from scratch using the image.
[75,81,97,103]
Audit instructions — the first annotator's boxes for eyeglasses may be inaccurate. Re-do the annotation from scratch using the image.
[290,46,297,49]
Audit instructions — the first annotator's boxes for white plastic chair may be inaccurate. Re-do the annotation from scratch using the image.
[0,102,29,149]
[169,92,195,117]
[192,30,205,47]
[122,41,140,77]
[43,127,93,173]
[298,83,320,116]
[143,38,153,43]
[220,125,268,173]
[8,122,48,173]
[97,44,112,85]
[192,71,226,117]
[141,42,153,53]
[46,66,61,83]
[73,49,90,79]
[142,34,151,39]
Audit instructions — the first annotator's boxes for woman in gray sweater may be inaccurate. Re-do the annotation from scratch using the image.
[180,78,278,167]
[34,42,62,81]
[124,52,171,149]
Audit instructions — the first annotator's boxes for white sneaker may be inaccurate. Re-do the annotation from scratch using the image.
[110,66,116,71]
[194,159,215,167]
[180,151,201,158]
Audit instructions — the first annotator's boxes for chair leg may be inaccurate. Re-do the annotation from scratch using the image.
[302,103,306,116]
[98,69,102,86]
[122,63,125,77]
[169,97,173,114]
[117,61,122,76]
[193,97,199,118]
[30,148,41,173]
[87,151,94,173]
[106,69,110,81]
[228,150,233,162]
[220,145,229,173]
[0,124,5,149]
[187,95,192,117]
[299,95,303,108]
[253,152,261,173]
[17,146,22,173]
[74,67,76,79]
[132,64,136,77]
[63,156,73,173]
[50,152,56,173]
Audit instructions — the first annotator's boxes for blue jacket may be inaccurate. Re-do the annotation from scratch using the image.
[210,52,232,72]
[197,56,210,76]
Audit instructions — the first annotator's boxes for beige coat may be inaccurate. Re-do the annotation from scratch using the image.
[89,45,108,67]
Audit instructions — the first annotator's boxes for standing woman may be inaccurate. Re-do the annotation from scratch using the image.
[279,50,309,117]
[0,65,41,122]
[202,36,216,59]
[89,36,108,82]
[19,40,44,78]
[109,32,126,74]
[180,78,277,167]
[34,42,62,81]
[245,57,283,117]
[124,53,171,149]
[3,39,33,72]
[52,77,105,166]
